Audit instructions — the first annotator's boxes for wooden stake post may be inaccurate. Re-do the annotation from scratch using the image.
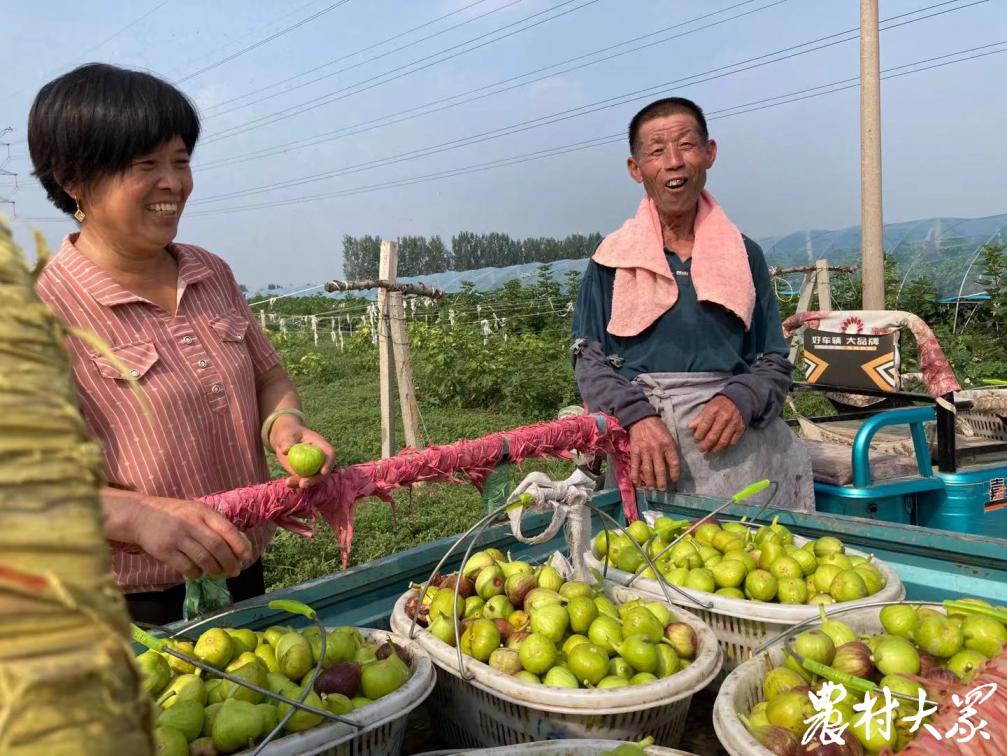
[376,240,424,457]
[378,241,398,458]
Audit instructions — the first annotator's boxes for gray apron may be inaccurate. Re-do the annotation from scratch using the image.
[634,372,815,512]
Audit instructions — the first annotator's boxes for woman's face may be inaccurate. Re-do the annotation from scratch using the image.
[78,135,193,255]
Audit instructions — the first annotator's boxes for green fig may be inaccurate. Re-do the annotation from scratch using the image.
[211,699,263,754]
[205,678,227,705]
[464,618,501,662]
[559,580,594,600]
[915,615,964,658]
[762,666,806,701]
[614,634,659,674]
[655,643,680,677]
[225,651,260,673]
[254,643,279,673]
[463,595,485,619]
[567,595,598,634]
[489,647,523,675]
[194,628,235,670]
[813,536,845,557]
[163,640,197,676]
[277,687,325,732]
[154,725,188,756]
[499,559,533,578]
[948,648,988,683]
[567,642,609,685]
[475,564,506,600]
[220,659,268,704]
[620,607,663,642]
[530,603,569,643]
[255,703,279,734]
[596,675,629,689]
[629,672,658,686]
[158,699,204,742]
[157,674,206,708]
[504,573,537,608]
[515,670,540,684]
[588,615,624,654]
[818,604,858,647]
[202,703,223,738]
[543,666,580,688]
[137,650,172,697]
[462,550,496,578]
[428,614,460,647]
[429,589,465,622]
[594,596,620,620]
[962,614,1007,658]
[350,696,373,709]
[360,653,411,699]
[276,632,313,681]
[262,626,291,647]
[325,693,354,715]
[225,628,257,655]
[535,565,564,591]
[518,633,557,675]
[483,594,514,621]
[188,736,217,756]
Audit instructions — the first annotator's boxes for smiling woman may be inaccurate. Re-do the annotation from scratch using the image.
[26,63,338,625]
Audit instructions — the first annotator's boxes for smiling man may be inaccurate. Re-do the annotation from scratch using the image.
[572,97,813,510]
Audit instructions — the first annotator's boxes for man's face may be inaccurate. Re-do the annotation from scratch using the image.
[627,113,717,221]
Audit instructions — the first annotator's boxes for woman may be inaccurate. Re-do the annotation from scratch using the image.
[29,63,336,625]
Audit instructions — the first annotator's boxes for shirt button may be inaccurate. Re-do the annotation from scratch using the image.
[129,369,140,378]
[211,384,223,394]
[198,359,209,369]
[182,336,194,345]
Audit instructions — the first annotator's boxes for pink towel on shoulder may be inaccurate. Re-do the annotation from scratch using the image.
[593,191,755,337]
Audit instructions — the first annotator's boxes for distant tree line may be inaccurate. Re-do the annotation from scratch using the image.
[342,232,603,279]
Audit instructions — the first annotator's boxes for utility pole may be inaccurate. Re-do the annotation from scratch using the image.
[860,0,885,309]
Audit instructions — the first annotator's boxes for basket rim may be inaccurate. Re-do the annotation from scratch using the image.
[390,585,723,716]
[711,602,946,756]
[238,627,437,756]
[584,518,904,623]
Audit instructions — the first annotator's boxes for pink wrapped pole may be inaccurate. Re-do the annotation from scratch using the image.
[200,413,635,568]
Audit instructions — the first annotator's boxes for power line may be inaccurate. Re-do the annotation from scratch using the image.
[182,40,1007,218]
[200,0,602,145]
[176,0,353,84]
[189,0,983,207]
[201,0,515,118]
[197,0,781,170]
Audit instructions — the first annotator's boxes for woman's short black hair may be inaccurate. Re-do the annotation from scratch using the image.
[28,63,200,216]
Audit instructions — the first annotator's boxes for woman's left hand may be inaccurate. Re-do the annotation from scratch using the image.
[270,416,337,489]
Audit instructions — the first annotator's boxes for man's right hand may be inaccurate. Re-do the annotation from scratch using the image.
[130,496,253,580]
[628,416,680,491]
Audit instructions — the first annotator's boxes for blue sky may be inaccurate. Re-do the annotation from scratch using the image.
[2,0,1005,288]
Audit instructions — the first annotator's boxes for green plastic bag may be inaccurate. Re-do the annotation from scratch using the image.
[183,575,233,620]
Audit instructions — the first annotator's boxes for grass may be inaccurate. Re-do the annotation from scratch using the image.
[262,344,573,592]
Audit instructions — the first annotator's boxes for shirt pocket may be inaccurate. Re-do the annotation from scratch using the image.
[91,340,160,381]
[209,311,250,343]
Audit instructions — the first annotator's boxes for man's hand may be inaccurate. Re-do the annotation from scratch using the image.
[132,496,253,580]
[270,415,337,489]
[688,395,746,454]
[628,416,680,491]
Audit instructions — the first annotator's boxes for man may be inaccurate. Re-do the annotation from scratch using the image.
[572,97,813,510]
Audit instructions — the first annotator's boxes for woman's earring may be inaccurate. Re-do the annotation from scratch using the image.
[73,198,85,223]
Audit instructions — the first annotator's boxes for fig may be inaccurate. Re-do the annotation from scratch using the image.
[567,596,598,634]
[194,628,235,670]
[694,522,722,546]
[655,644,680,677]
[588,615,624,654]
[535,565,564,591]
[880,604,919,640]
[594,596,620,619]
[832,642,874,678]
[769,557,803,581]
[225,652,259,673]
[315,661,362,697]
[463,596,484,619]
[607,656,632,680]
[474,563,505,600]
[255,703,278,734]
[596,675,629,689]
[276,632,313,680]
[794,629,836,666]
[324,693,353,715]
[515,670,541,684]
[263,626,292,647]
[644,602,673,626]
[872,636,920,676]
[164,640,197,676]
[202,703,223,738]
[137,650,172,697]
[465,618,502,662]
[684,567,716,593]
[915,615,964,658]
[530,603,569,643]
[880,673,923,712]
[518,633,558,675]
[813,537,845,557]
[277,686,325,732]
[559,580,594,600]
[543,666,580,688]
[847,707,896,752]
[787,548,817,576]
[818,605,858,648]
[504,573,537,608]
[961,613,1007,657]
[506,630,530,650]
[219,659,267,704]
[763,666,807,701]
[739,714,804,756]
[154,726,188,756]
[428,614,459,647]
[350,696,373,709]
[819,553,853,572]
[158,699,204,742]
[157,674,207,708]
[429,589,465,622]
[663,622,697,659]
[211,699,263,754]
[947,648,988,683]
[492,618,515,641]
[776,577,808,605]
[854,564,884,595]
[712,559,748,589]
[489,647,523,675]
[813,565,842,595]
[614,634,659,674]
[629,672,658,686]
[499,560,533,579]
[462,551,496,578]
[621,607,663,642]
[745,570,778,602]
[724,550,757,572]
[438,573,475,598]
[362,654,411,699]
[828,570,868,602]
[225,628,257,655]
[567,642,609,685]
[716,587,746,599]
[484,547,506,562]
[766,690,816,737]
[483,594,514,621]
[254,644,279,673]
[507,609,529,630]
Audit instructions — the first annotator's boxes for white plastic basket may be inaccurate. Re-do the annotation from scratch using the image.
[390,583,722,750]
[583,515,904,673]
[712,602,943,756]
[411,740,696,755]
[238,627,436,756]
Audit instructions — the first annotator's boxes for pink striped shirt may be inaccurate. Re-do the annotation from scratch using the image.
[36,234,279,593]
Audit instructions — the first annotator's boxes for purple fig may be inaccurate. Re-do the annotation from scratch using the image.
[375,641,410,664]
[314,661,362,698]
[505,573,537,608]
[439,573,475,598]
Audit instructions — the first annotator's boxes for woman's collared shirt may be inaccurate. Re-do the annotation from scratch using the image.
[36,235,279,593]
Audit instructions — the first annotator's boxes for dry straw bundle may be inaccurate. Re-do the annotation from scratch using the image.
[0,219,151,754]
